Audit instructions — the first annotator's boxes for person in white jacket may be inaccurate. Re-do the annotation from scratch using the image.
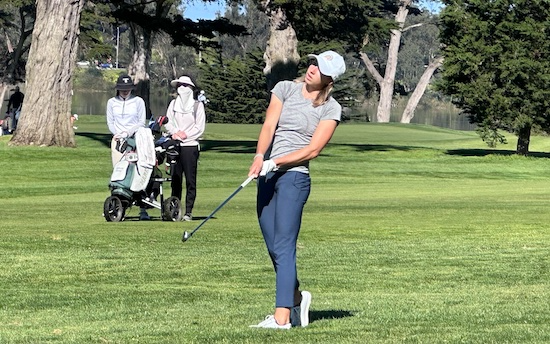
[165,75,206,221]
[106,74,149,220]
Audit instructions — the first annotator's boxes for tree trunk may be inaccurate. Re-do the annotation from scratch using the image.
[261,6,299,91]
[128,23,152,118]
[516,125,531,155]
[0,83,8,112]
[10,0,84,147]
[401,57,443,123]
[376,0,411,123]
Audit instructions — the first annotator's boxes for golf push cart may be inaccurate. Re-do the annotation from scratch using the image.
[103,116,182,222]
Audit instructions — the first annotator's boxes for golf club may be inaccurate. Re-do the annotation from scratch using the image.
[182,176,255,242]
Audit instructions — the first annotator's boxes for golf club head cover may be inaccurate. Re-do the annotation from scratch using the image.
[116,138,128,153]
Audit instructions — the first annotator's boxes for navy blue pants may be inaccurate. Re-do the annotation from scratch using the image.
[257,171,311,308]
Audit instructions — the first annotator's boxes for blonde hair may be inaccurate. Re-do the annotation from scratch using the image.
[294,75,334,107]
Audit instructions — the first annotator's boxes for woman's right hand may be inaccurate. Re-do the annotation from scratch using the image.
[172,130,187,140]
[248,154,264,178]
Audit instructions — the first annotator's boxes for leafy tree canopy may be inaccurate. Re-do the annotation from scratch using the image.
[438,0,550,152]
[95,0,248,50]
[199,48,268,124]
[79,2,115,61]
[0,0,35,83]
[264,0,395,51]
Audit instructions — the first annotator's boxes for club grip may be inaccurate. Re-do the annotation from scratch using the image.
[241,176,255,188]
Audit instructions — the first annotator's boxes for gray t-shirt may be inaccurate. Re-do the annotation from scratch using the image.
[268,81,341,173]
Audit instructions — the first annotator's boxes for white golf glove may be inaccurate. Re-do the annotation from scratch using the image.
[260,159,278,176]
[114,131,129,140]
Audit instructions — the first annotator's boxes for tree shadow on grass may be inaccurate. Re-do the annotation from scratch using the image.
[201,141,421,156]
[188,216,213,221]
[76,132,112,148]
[121,215,216,222]
[335,143,418,152]
[446,148,550,158]
[310,310,354,324]
[200,139,257,154]
[73,136,424,156]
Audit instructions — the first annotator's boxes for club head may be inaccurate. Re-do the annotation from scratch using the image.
[182,231,190,242]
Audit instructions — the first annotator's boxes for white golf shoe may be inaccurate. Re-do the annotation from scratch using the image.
[249,315,291,329]
[299,291,312,327]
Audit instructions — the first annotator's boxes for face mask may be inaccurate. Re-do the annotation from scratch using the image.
[177,86,193,97]
[174,86,195,113]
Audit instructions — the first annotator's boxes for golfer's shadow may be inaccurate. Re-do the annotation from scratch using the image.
[122,215,216,222]
[121,216,166,222]
[190,216,215,221]
[310,310,354,323]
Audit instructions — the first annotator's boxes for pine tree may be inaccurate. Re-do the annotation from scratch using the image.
[439,0,550,154]
[199,48,268,123]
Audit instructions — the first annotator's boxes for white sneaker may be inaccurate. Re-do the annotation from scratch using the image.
[300,291,312,327]
[182,213,192,221]
[249,315,291,329]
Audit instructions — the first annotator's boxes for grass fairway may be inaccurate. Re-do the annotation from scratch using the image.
[0,117,549,343]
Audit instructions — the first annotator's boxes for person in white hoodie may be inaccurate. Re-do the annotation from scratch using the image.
[106,74,149,220]
[164,75,206,221]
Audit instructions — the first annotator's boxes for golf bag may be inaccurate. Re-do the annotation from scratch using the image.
[103,118,183,222]
[109,127,156,199]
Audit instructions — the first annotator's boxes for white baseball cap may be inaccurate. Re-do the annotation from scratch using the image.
[308,51,346,80]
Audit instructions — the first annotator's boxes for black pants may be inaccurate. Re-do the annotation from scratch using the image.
[171,145,199,214]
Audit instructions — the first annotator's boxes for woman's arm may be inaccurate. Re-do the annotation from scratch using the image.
[127,97,147,136]
[248,94,283,177]
[272,119,338,168]
[183,102,206,141]
[106,99,116,135]
[164,100,177,135]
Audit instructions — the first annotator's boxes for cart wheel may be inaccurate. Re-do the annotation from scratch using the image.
[163,196,182,221]
[104,195,125,222]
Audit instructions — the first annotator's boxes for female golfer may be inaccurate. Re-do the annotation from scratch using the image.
[106,74,149,220]
[164,75,206,221]
[248,51,346,329]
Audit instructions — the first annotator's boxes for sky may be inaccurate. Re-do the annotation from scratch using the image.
[184,1,443,21]
[184,1,225,21]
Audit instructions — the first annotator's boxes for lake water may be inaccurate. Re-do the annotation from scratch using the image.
[361,100,475,131]
[71,90,475,131]
[71,89,173,118]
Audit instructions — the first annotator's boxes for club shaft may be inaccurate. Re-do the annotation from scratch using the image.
[182,176,254,241]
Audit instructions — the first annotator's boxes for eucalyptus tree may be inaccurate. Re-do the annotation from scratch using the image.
[359,0,443,123]
[398,9,441,123]
[151,31,197,86]
[255,0,300,91]
[438,0,550,155]
[10,0,85,147]
[219,0,269,59]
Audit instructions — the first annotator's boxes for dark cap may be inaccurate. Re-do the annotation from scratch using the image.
[115,75,134,90]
